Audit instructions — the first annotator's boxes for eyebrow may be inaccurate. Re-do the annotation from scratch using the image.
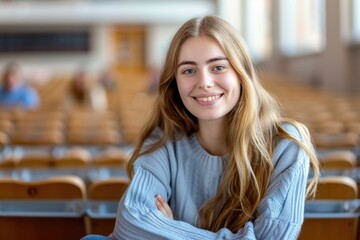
[177,57,228,68]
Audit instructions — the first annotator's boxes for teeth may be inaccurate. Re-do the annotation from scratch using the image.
[196,94,221,102]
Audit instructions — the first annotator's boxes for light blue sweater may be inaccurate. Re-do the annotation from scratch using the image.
[110,124,309,239]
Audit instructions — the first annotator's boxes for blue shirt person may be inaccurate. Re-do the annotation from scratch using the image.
[0,63,39,109]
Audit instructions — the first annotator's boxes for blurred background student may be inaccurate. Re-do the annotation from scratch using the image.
[0,63,40,110]
[67,69,108,111]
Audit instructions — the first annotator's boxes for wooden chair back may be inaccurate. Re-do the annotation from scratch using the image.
[16,154,53,168]
[299,176,358,240]
[89,177,129,200]
[0,176,87,240]
[313,132,359,149]
[88,177,129,235]
[0,176,86,199]
[53,147,91,167]
[11,130,64,146]
[0,157,15,169]
[319,150,357,170]
[93,148,128,167]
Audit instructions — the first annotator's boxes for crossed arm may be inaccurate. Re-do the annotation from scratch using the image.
[111,137,309,239]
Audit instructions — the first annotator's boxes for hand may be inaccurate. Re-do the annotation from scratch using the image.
[155,194,174,219]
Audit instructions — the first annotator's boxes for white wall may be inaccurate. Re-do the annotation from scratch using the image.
[216,0,242,32]
[146,24,181,69]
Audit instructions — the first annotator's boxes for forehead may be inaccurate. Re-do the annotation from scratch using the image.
[178,36,226,62]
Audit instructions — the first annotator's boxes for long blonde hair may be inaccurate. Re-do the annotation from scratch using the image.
[127,15,319,233]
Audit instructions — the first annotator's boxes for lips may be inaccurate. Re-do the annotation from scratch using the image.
[193,94,223,102]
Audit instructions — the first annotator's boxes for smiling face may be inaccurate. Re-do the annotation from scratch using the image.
[175,35,241,124]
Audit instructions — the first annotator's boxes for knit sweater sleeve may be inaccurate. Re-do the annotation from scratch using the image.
[110,127,309,240]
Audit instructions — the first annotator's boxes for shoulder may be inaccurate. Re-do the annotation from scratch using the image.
[271,123,310,178]
[280,122,303,141]
[134,128,175,176]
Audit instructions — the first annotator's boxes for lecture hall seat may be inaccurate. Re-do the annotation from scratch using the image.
[87,177,129,235]
[0,176,87,240]
[318,150,357,170]
[53,146,91,167]
[93,147,129,168]
[299,176,359,240]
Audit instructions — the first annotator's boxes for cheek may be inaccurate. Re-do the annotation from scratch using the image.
[223,76,241,104]
[222,75,241,94]
[176,78,192,97]
[176,80,194,111]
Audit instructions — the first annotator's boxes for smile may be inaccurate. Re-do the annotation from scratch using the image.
[194,94,223,102]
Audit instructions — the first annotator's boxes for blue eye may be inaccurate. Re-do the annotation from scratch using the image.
[182,69,195,75]
[213,66,225,71]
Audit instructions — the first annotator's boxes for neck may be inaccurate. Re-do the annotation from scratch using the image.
[197,119,228,156]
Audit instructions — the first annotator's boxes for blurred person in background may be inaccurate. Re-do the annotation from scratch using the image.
[67,69,108,111]
[0,63,40,109]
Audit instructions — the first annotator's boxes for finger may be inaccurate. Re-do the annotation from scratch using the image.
[155,194,173,219]
[155,198,167,215]
[155,198,170,217]
[155,195,167,215]
[156,194,172,216]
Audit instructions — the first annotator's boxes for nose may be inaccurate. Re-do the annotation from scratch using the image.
[196,70,214,89]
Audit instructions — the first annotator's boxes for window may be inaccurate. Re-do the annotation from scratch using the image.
[242,0,272,62]
[279,0,325,56]
[352,0,360,42]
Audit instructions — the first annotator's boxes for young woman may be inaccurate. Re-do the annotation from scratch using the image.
[83,15,319,240]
